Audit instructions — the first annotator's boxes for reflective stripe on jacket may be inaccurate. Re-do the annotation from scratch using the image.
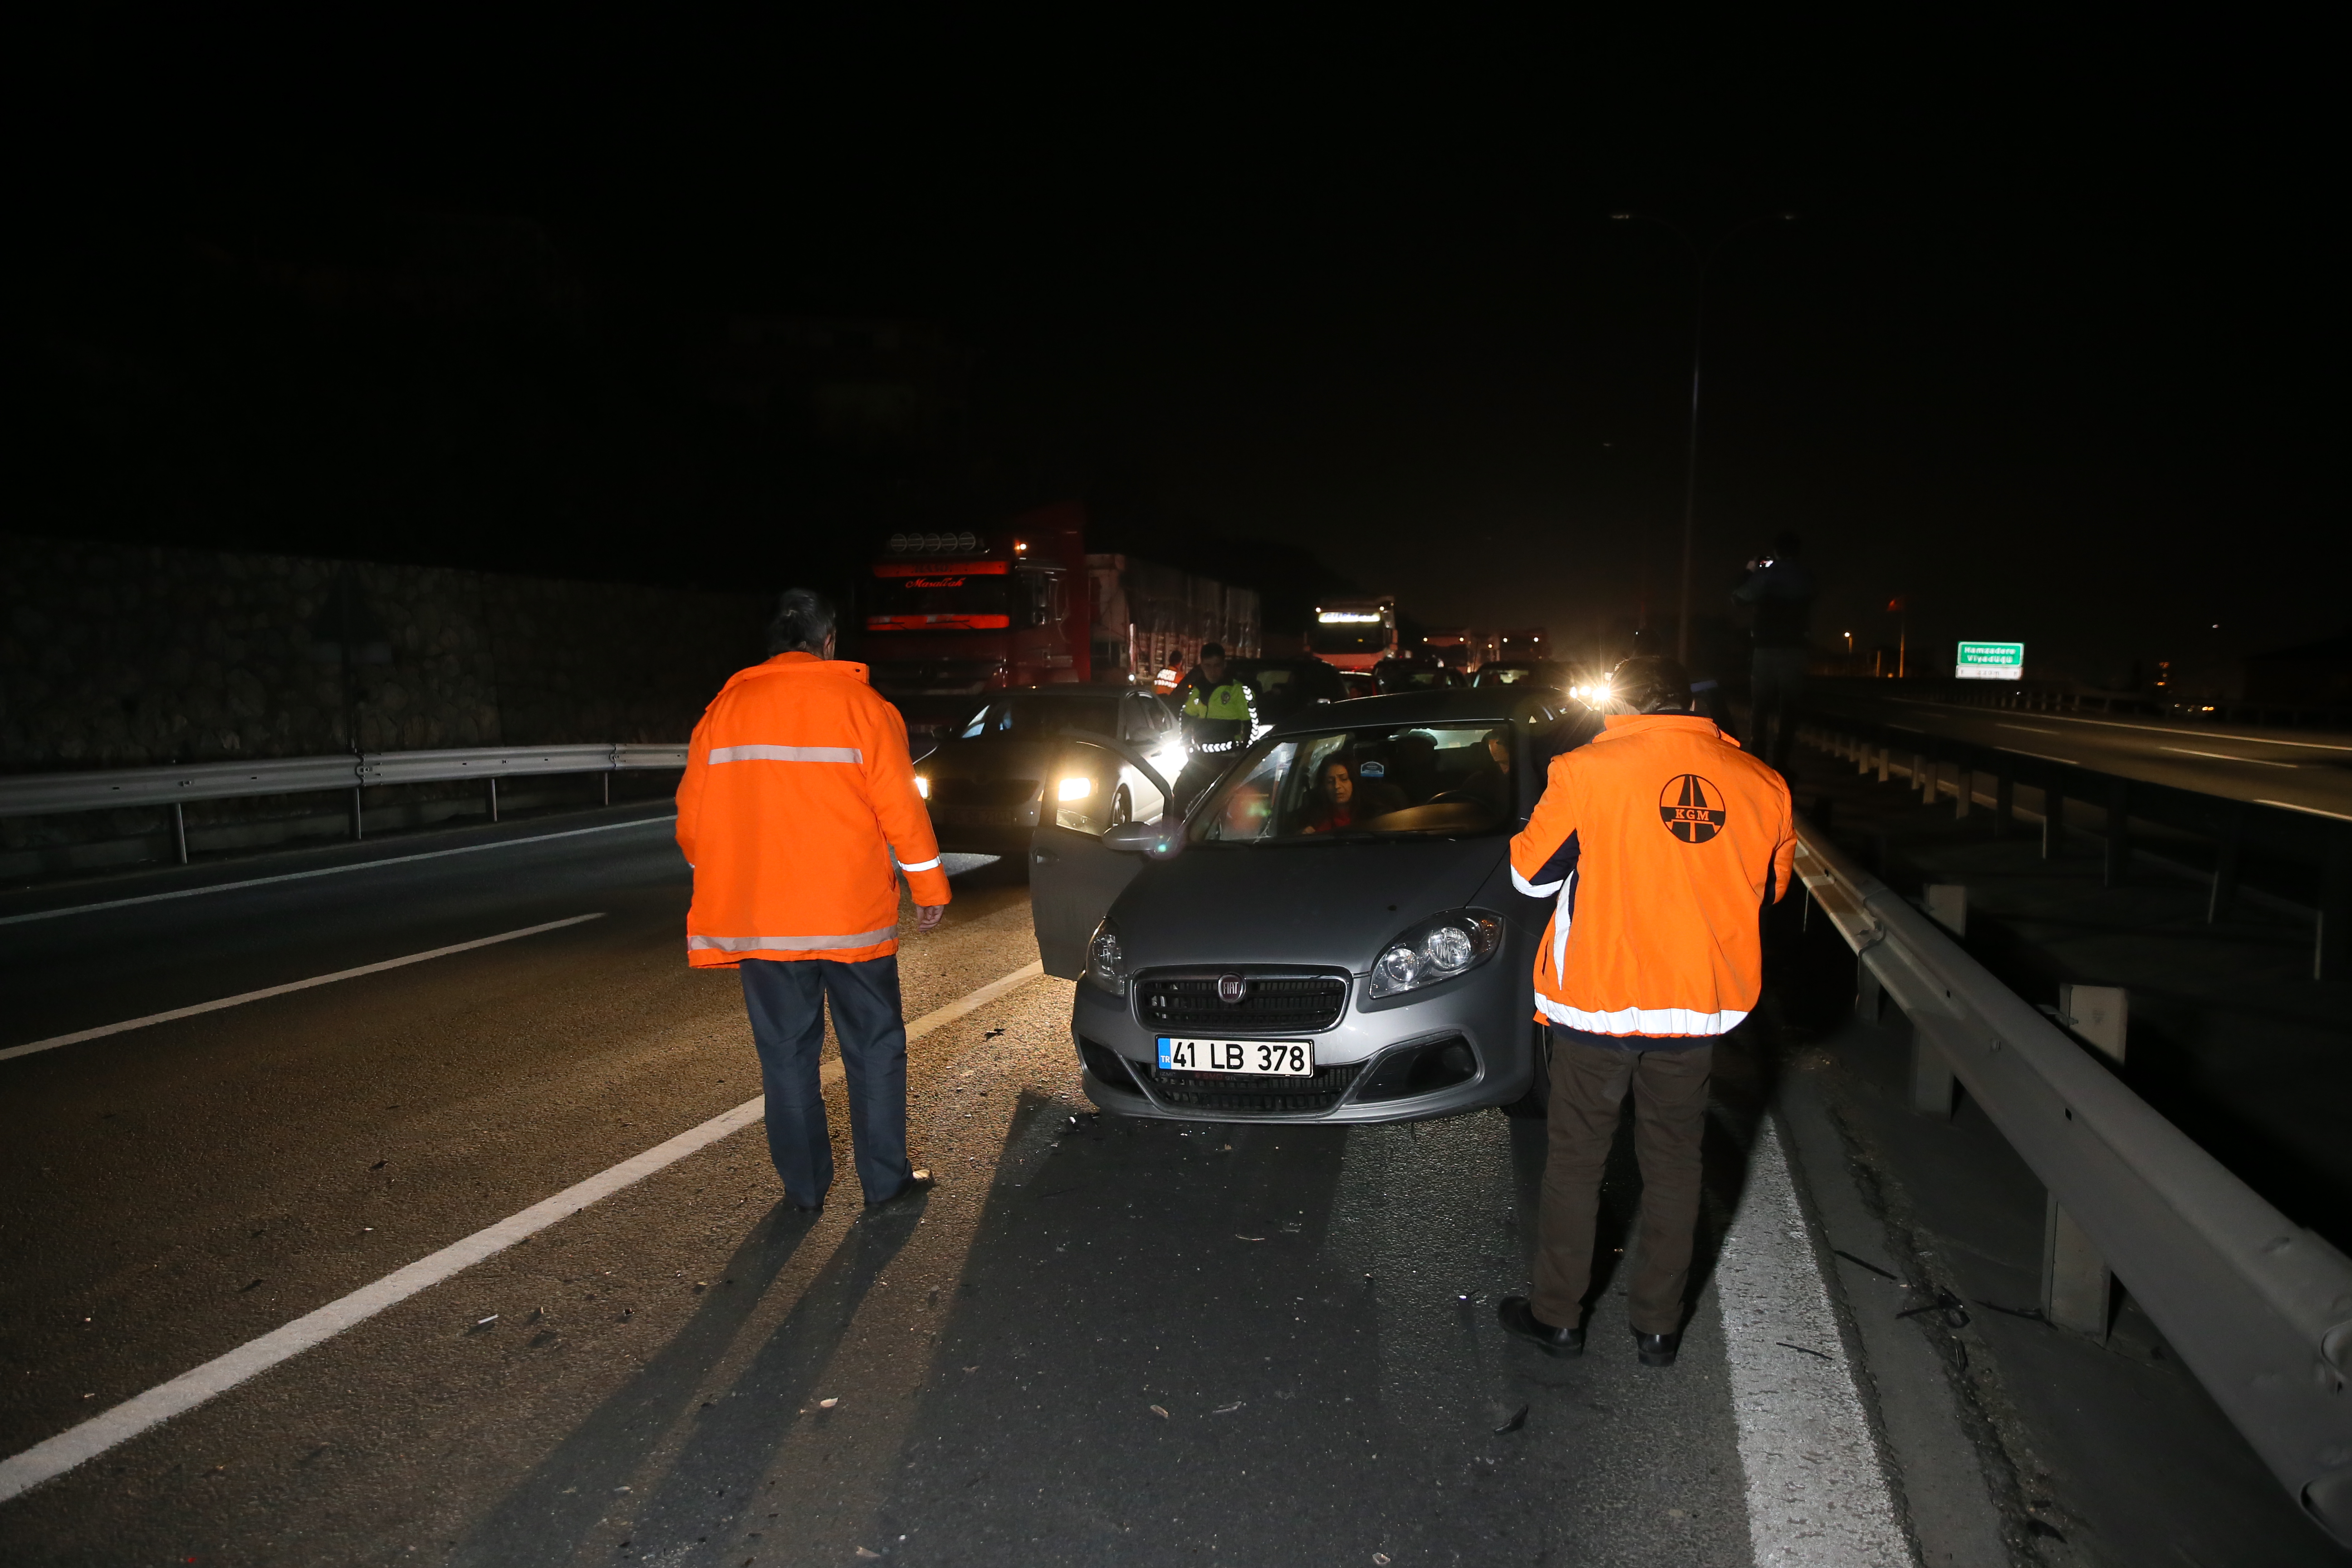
[1509,713,1794,1037]
[1180,673,1255,751]
[675,652,950,967]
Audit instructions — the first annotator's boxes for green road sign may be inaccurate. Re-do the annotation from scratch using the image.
[1955,641,2024,680]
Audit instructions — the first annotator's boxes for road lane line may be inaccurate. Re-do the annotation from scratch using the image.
[1891,699,2352,752]
[0,814,678,927]
[0,915,608,1063]
[2161,746,2296,767]
[2258,799,2352,822]
[1997,723,2062,734]
[0,957,1046,1504]
[1717,1115,1908,1565]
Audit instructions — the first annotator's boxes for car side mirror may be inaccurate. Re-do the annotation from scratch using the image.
[1104,820,1182,859]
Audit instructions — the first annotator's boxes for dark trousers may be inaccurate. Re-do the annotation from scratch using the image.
[740,955,913,1206]
[1750,647,1808,773]
[1531,1030,1714,1336]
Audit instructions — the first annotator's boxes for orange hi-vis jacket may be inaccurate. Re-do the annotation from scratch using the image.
[676,652,951,968]
[1509,713,1795,1038]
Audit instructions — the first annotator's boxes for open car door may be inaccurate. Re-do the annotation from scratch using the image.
[1029,733,1174,980]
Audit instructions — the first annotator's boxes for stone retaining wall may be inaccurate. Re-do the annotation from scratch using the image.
[0,533,770,876]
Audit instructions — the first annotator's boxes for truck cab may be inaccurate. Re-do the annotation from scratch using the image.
[860,504,1090,741]
[1307,596,1398,672]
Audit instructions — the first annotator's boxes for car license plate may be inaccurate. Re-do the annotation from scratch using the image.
[1157,1038,1315,1077]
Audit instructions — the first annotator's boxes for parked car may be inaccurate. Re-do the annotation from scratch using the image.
[1225,655,1351,727]
[1469,659,1573,692]
[1370,657,1468,695]
[1029,686,1597,1123]
[915,686,1183,856]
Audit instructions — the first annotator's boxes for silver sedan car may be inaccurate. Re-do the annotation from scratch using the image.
[1029,686,1595,1123]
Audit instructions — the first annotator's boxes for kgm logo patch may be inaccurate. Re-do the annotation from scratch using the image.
[1659,774,1728,843]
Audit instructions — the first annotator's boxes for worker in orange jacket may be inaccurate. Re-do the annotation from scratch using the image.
[676,588,952,1213]
[1496,655,1796,1367]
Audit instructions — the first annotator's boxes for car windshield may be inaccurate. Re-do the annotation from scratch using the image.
[1189,722,1514,844]
[958,696,1121,740]
[866,569,1014,631]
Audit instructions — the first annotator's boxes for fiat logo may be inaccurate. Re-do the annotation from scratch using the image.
[1216,974,1247,1004]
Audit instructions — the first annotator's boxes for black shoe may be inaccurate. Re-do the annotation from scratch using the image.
[1496,1296,1584,1357]
[786,1197,823,1214]
[864,1169,934,1212]
[1634,1329,1682,1367]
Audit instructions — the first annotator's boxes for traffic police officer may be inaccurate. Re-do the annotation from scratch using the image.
[1496,655,1796,1366]
[1168,642,1256,811]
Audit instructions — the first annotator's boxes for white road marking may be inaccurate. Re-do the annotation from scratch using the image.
[1892,697,2352,752]
[1717,1116,1907,1567]
[2161,746,2296,768]
[1996,723,2061,734]
[0,915,607,1063]
[0,957,1047,1504]
[2258,799,2352,822]
[0,814,678,927]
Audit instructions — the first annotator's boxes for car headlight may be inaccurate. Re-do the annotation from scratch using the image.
[1058,775,1094,800]
[914,774,931,799]
[1368,910,1504,999]
[1084,916,1127,995]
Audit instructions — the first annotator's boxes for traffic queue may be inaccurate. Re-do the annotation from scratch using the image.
[676,590,1795,1369]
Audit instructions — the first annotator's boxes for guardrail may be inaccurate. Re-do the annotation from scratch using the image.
[0,743,689,861]
[1793,819,2352,1547]
[1799,718,2352,981]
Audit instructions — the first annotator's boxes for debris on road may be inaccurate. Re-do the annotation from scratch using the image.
[1495,1404,1529,1434]
[857,1549,884,1561]
[1375,1554,1392,1565]
[1149,1404,1169,1419]
[1212,1401,1243,1415]
[819,1397,840,1409]
[474,1314,499,1328]
[1235,1235,1265,1242]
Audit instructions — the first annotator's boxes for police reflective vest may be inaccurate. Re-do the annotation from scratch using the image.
[1508,713,1795,1037]
[1180,673,1255,753]
[675,651,951,968]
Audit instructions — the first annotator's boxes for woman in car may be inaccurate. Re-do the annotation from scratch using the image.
[1299,756,1407,833]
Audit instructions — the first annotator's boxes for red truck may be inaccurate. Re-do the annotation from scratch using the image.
[858,502,1093,740]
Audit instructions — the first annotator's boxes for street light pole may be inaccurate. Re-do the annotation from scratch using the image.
[1611,211,1795,666]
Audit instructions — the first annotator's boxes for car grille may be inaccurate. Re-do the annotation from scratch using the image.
[1137,1061,1363,1114]
[927,776,1039,808]
[1134,973,1348,1033]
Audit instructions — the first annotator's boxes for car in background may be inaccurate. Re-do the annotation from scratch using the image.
[1337,669,1377,700]
[915,686,1183,856]
[1225,656,1351,728]
[1370,657,1468,695]
[1470,659,1571,692]
[1029,686,1598,1124]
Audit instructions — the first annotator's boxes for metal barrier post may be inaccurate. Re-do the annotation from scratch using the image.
[1953,765,1972,819]
[349,786,363,841]
[2043,1195,2113,1338]
[2208,804,2242,923]
[1993,764,2014,838]
[2043,779,2066,858]
[2320,824,2352,983]
[2104,778,2131,889]
[1876,745,1891,783]
[486,777,500,823]
[171,802,188,865]
[1909,1017,1956,1118]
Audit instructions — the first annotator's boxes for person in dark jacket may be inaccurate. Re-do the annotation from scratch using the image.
[1731,531,1816,773]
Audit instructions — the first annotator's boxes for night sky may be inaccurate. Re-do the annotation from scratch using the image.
[11,12,2343,684]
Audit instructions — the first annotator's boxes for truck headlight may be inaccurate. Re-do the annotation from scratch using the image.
[1084,916,1127,995]
[1058,775,1094,800]
[1368,911,1504,999]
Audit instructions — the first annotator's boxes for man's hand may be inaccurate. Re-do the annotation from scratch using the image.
[915,904,946,933]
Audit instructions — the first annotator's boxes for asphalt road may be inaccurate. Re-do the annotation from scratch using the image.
[1805,689,2352,819]
[9,806,2291,1567]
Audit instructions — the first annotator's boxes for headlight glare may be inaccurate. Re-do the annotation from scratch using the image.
[1367,911,1504,999]
[1084,916,1127,995]
[914,775,931,799]
[1058,775,1093,800]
